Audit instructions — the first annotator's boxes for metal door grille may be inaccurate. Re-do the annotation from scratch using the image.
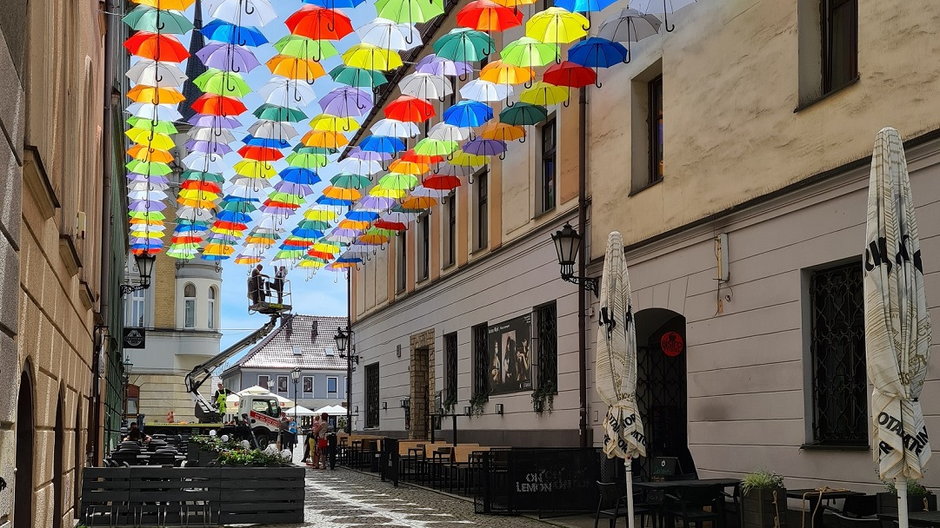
[472,323,489,397]
[535,302,557,390]
[365,363,380,428]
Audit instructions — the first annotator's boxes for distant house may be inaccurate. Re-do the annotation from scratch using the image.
[220,315,348,414]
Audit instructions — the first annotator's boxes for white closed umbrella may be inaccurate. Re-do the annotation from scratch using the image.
[595,231,646,528]
[126,60,187,87]
[399,72,453,101]
[864,128,932,528]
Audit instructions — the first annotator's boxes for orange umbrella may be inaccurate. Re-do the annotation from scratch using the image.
[266,55,327,81]
[127,85,186,104]
[456,0,524,32]
[388,159,430,175]
[301,130,349,149]
[480,122,526,142]
[480,60,533,85]
[127,145,174,163]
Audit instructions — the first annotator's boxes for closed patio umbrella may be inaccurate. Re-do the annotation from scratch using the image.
[595,231,646,528]
[864,127,932,528]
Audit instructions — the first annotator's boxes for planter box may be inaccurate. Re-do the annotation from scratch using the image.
[877,492,937,514]
[743,488,788,528]
[217,466,305,525]
[186,447,216,467]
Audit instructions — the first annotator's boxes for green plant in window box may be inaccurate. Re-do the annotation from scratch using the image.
[442,392,457,415]
[531,381,556,414]
[880,480,937,512]
[741,470,787,528]
[468,392,488,417]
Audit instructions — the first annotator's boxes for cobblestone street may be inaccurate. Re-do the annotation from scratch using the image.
[286,467,565,528]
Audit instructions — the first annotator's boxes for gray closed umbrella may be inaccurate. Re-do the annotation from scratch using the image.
[596,231,646,528]
[597,9,662,44]
[864,127,932,528]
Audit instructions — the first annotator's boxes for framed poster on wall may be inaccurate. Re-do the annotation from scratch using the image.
[487,313,533,395]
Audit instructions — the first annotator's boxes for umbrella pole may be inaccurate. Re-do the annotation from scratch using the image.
[625,457,636,528]
[897,478,909,528]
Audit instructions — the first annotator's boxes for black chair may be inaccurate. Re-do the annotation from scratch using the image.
[664,485,723,528]
[829,511,883,528]
[82,468,130,527]
[596,481,627,528]
[842,495,878,518]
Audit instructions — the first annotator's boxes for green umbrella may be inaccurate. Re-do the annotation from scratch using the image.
[273,35,338,61]
[193,69,252,97]
[500,36,559,68]
[375,0,444,24]
[330,173,372,189]
[286,152,329,169]
[126,160,173,176]
[378,173,419,191]
[433,28,494,63]
[126,117,178,134]
[414,138,459,157]
[181,170,225,183]
[499,102,548,126]
[123,5,193,34]
[329,65,389,88]
[294,145,337,155]
[253,103,308,123]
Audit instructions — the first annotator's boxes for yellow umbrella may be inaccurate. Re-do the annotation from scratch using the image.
[338,219,370,230]
[342,44,403,72]
[520,81,570,106]
[302,130,349,149]
[480,122,526,142]
[450,150,488,167]
[480,60,533,85]
[322,186,362,201]
[310,114,360,133]
[299,259,326,268]
[304,209,337,222]
[526,7,590,44]
[491,0,538,7]
[132,0,195,10]
[233,159,277,178]
[126,129,175,150]
[312,242,342,254]
[369,187,406,199]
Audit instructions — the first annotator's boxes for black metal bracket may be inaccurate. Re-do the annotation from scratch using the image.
[120,283,148,296]
[562,274,599,297]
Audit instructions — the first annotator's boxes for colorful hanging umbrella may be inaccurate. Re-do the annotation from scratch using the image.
[480,121,526,142]
[331,173,372,189]
[302,130,350,149]
[449,149,488,167]
[196,42,262,72]
[597,8,662,43]
[480,60,533,85]
[501,36,559,68]
[127,86,185,104]
[456,0,523,32]
[267,55,328,81]
[133,0,195,9]
[544,60,598,88]
[371,118,420,138]
[202,20,269,46]
[415,54,474,77]
[360,135,406,154]
[443,100,493,127]
[273,35,339,61]
[459,79,512,102]
[123,6,194,33]
[401,195,438,210]
[526,7,591,44]
[342,43,404,71]
[357,17,423,50]
[286,5,354,40]
[499,101,548,125]
[311,114,360,132]
[414,137,459,157]
[428,122,471,142]
[388,159,430,175]
[555,0,616,13]
[463,137,507,157]
[433,28,495,63]
[320,86,373,116]
[569,37,629,71]
[385,95,436,122]
[192,94,248,116]
[399,72,453,101]
[210,0,278,26]
[423,174,462,191]
[124,32,189,62]
[520,81,570,106]
[374,0,444,25]
[329,65,389,88]
[378,173,420,190]
[126,60,187,87]
[254,103,308,122]
[193,69,252,97]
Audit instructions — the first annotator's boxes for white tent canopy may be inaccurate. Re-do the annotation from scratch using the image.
[290,405,317,417]
[236,386,295,408]
[314,405,347,416]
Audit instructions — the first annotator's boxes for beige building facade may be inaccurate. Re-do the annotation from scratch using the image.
[350,0,940,491]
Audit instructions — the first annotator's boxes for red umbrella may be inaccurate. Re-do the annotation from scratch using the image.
[191,94,248,116]
[286,5,354,41]
[180,180,222,193]
[237,145,285,162]
[401,149,444,164]
[456,0,523,32]
[124,32,189,62]
[544,61,597,88]
[375,219,406,231]
[307,250,336,260]
[384,95,436,123]
[423,174,462,190]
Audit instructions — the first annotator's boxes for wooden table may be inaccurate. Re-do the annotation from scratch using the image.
[787,488,865,528]
[879,511,940,527]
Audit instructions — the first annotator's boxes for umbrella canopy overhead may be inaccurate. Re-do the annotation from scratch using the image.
[864,127,932,485]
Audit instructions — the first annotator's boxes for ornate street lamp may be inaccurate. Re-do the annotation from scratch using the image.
[333,326,358,433]
[551,222,598,296]
[291,367,301,445]
[121,253,156,296]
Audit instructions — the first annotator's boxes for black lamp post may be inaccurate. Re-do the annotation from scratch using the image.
[334,326,358,433]
[122,357,133,418]
[121,253,156,296]
[290,367,301,447]
[551,222,598,296]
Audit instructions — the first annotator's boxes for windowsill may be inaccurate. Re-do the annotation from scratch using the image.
[534,206,556,220]
[800,442,869,451]
[442,261,455,270]
[794,76,860,113]
[416,275,429,284]
[629,177,663,197]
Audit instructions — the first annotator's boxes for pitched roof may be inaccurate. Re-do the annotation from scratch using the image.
[225,314,348,373]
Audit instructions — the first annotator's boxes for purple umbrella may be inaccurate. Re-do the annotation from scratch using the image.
[319,87,373,116]
[358,196,396,210]
[188,114,242,128]
[196,43,261,73]
[462,137,507,157]
[348,147,392,162]
[415,54,473,77]
[272,181,315,196]
[127,174,172,185]
[128,200,168,211]
[185,140,234,155]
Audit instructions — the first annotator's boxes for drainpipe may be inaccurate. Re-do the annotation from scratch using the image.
[577,85,589,448]
[346,273,352,434]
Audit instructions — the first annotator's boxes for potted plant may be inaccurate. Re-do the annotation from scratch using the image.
[878,480,937,513]
[741,470,787,528]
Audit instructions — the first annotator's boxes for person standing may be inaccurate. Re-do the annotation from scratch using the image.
[270,265,287,303]
[321,413,336,470]
[249,265,269,304]
[309,415,323,469]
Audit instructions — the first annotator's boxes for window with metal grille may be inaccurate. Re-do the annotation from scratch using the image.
[396,231,407,292]
[444,333,458,407]
[648,76,664,185]
[444,192,456,268]
[471,323,489,398]
[418,214,429,281]
[821,0,857,95]
[365,363,380,428]
[809,262,867,445]
[535,302,558,392]
[475,170,488,251]
[539,118,556,214]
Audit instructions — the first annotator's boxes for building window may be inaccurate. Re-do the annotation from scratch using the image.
[126,384,140,417]
[302,376,313,395]
[327,376,338,398]
[126,288,146,327]
[417,214,430,281]
[822,0,858,94]
[184,283,196,328]
[809,262,866,445]
[365,363,380,428]
[448,77,457,106]
[208,287,216,329]
[444,333,458,408]
[539,118,556,214]
[396,231,407,292]
[474,170,488,251]
[258,375,270,389]
[277,375,288,393]
[471,323,489,399]
[443,193,456,268]
[534,302,558,394]
[648,76,664,185]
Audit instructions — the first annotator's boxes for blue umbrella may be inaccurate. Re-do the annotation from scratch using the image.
[347,210,380,221]
[280,167,321,185]
[216,210,253,223]
[568,37,628,68]
[201,20,268,47]
[555,0,617,12]
[443,100,493,128]
[242,135,290,148]
[316,196,354,206]
[360,135,406,154]
[304,0,366,7]
[291,227,325,238]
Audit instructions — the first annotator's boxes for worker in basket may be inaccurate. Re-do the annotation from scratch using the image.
[249,264,269,304]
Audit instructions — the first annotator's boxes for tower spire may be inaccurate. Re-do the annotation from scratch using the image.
[180,0,206,121]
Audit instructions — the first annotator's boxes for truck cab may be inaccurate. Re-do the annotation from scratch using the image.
[239,395,284,449]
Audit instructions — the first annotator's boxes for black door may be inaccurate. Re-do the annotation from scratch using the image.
[15,370,34,528]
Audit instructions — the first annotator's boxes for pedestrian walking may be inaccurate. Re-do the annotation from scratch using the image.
[309,415,323,469]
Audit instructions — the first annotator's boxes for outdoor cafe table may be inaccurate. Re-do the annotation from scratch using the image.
[635,478,741,528]
[879,511,940,527]
[786,488,865,528]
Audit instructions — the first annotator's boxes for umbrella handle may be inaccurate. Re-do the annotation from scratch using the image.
[663,0,676,32]
[155,71,164,83]
[232,63,241,74]
[244,1,255,15]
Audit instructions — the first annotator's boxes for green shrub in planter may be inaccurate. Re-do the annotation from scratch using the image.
[879,480,937,513]
[741,470,787,528]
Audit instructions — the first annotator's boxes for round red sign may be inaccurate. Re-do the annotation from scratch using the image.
[660,331,684,357]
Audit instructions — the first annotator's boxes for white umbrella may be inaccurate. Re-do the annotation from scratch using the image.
[398,72,453,101]
[126,60,187,87]
[864,127,932,528]
[358,17,422,50]
[459,79,512,102]
[370,118,420,138]
[292,405,317,417]
[595,231,646,528]
[315,405,348,416]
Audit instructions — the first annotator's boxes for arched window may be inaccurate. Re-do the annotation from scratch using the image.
[208,287,217,329]
[184,283,196,328]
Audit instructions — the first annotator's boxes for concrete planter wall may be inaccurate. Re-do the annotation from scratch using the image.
[742,488,787,528]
